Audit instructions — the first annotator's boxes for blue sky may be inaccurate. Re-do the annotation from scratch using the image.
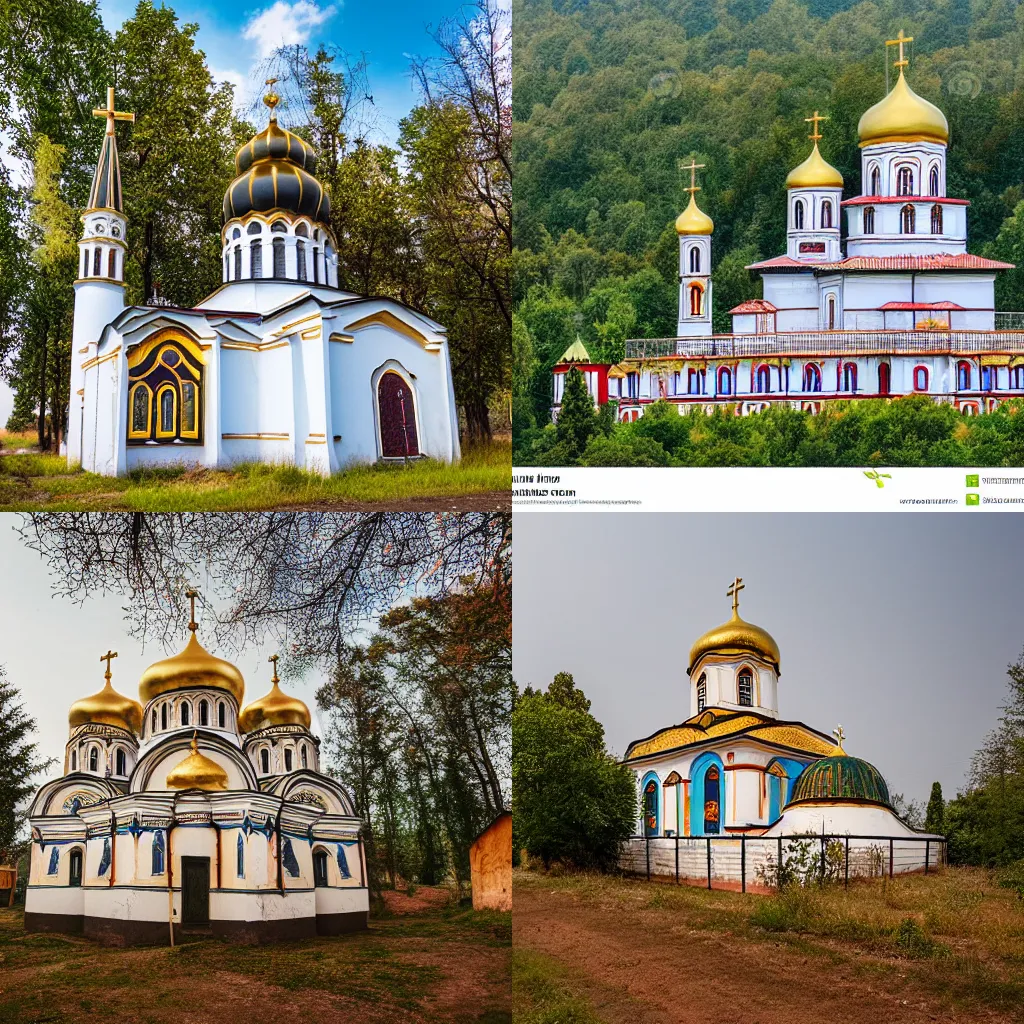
[1,0,465,426]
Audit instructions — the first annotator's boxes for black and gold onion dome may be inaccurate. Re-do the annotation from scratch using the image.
[222,80,331,227]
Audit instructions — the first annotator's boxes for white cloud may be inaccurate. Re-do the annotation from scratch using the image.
[242,1,338,60]
[211,67,247,98]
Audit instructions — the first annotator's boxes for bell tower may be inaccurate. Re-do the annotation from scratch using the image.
[675,159,714,338]
[67,87,134,465]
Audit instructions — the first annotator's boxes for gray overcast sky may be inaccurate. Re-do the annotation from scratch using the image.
[512,512,1024,805]
[0,515,329,775]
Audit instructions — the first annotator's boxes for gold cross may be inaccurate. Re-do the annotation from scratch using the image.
[268,653,280,683]
[100,650,118,681]
[804,110,828,142]
[185,588,199,632]
[679,158,706,196]
[886,29,913,70]
[92,86,135,138]
[726,576,745,614]
[264,77,281,114]
[833,724,846,751]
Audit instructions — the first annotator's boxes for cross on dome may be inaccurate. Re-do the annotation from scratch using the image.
[886,29,913,71]
[264,77,281,117]
[185,588,199,632]
[680,158,706,196]
[727,576,745,615]
[268,653,280,683]
[804,110,827,142]
[833,724,846,752]
[92,86,134,137]
[100,649,118,680]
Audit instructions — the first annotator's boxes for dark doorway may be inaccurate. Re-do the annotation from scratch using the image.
[313,849,329,888]
[69,848,83,888]
[378,372,420,458]
[878,363,891,396]
[181,856,210,925]
[704,766,721,834]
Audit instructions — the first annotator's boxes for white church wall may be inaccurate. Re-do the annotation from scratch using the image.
[315,886,369,917]
[210,889,316,922]
[84,885,171,923]
[26,883,85,916]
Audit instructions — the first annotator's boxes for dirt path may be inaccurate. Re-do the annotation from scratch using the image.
[515,884,996,1024]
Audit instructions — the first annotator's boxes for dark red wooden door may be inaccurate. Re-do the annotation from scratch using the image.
[378,372,419,458]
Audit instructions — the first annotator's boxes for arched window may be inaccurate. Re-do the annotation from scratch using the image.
[794,199,804,229]
[250,240,262,278]
[247,221,261,235]
[688,368,705,395]
[199,700,209,726]
[128,383,152,439]
[689,283,703,316]
[901,204,916,233]
[689,246,701,274]
[180,702,190,726]
[261,748,270,774]
[821,200,833,228]
[930,204,943,234]
[703,765,721,833]
[233,246,241,280]
[914,366,929,391]
[89,747,98,772]
[232,227,241,240]
[982,365,994,391]
[82,248,89,277]
[869,165,880,196]
[842,362,857,392]
[297,240,307,281]
[957,361,972,390]
[897,166,914,196]
[116,748,126,776]
[879,362,891,395]
[737,670,753,706]
[301,745,308,768]
[127,339,204,445]
[827,295,837,330]
[273,237,285,277]
[755,364,771,393]
[313,246,320,284]
[71,750,77,771]
[718,366,732,396]
[863,206,875,234]
[237,832,245,878]
[161,704,167,730]
[151,830,165,875]
[803,363,821,392]
[108,249,117,278]
[152,708,157,731]
[1012,366,1024,390]
[295,223,309,238]
[929,166,940,196]
[69,848,83,888]
[313,848,329,887]
[696,673,707,712]
[285,748,293,772]
[643,778,659,837]
[218,702,226,728]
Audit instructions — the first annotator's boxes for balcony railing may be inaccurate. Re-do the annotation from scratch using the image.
[625,329,1024,361]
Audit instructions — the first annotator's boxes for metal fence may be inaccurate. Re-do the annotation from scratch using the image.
[624,331,1024,360]
[620,833,947,892]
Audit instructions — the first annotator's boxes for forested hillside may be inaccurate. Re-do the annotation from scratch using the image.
[512,0,1024,433]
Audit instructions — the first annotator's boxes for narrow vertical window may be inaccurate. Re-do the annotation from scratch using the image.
[870,166,880,196]
[180,702,190,726]
[863,206,875,234]
[297,240,307,281]
[89,747,98,772]
[199,700,209,726]
[261,748,270,774]
[794,199,804,229]
[93,248,102,276]
[821,200,832,228]
[697,673,707,712]
[273,238,285,276]
[897,167,914,196]
[82,249,89,277]
[929,166,940,196]
[828,295,836,330]
[285,748,293,771]
[108,249,116,278]
[689,246,700,274]
[250,240,262,278]
[234,246,241,280]
[930,204,943,234]
[237,832,245,878]
[218,702,226,728]
[313,247,320,284]
[161,704,167,730]
[152,830,165,875]
[116,748,126,776]
[71,750,77,771]
[301,745,308,768]
[901,204,915,233]
[738,671,753,706]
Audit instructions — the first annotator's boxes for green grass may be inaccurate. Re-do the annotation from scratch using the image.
[0,439,510,510]
[512,948,603,1024]
[0,429,39,451]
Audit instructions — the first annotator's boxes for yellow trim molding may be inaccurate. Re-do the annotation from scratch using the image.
[222,432,290,440]
[82,347,122,371]
[345,310,432,348]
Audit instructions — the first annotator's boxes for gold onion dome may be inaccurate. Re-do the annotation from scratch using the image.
[165,733,229,791]
[675,194,714,235]
[69,653,143,734]
[785,142,844,189]
[138,608,245,706]
[858,69,948,147]
[238,656,311,733]
[688,579,781,674]
[222,81,330,227]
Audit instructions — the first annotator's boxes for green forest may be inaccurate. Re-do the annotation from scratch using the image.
[0,0,510,450]
[511,0,1024,456]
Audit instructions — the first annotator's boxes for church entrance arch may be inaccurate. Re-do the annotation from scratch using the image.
[689,752,725,836]
[641,772,660,836]
[126,331,204,445]
[376,369,420,459]
[181,856,210,926]
[68,848,83,888]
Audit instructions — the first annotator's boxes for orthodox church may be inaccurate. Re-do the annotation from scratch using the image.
[553,33,1024,421]
[619,578,942,883]
[67,85,460,476]
[24,594,367,944]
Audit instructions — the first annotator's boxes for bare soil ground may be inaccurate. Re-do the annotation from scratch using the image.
[0,889,510,1024]
[514,870,1024,1024]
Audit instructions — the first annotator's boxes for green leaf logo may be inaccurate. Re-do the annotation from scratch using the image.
[863,470,892,489]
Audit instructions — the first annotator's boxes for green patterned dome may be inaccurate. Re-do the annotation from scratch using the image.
[786,754,891,809]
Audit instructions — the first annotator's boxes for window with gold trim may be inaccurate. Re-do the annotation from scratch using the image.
[126,337,204,445]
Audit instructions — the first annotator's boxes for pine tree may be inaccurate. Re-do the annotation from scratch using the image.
[556,366,596,459]
[0,667,55,863]
[925,781,945,834]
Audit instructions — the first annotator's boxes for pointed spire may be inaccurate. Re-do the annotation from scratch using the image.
[87,86,134,213]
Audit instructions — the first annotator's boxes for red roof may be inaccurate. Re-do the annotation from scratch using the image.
[842,196,970,206]
[878,301,965,311]
[748,253,1014,272]
[728,299,778,314]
